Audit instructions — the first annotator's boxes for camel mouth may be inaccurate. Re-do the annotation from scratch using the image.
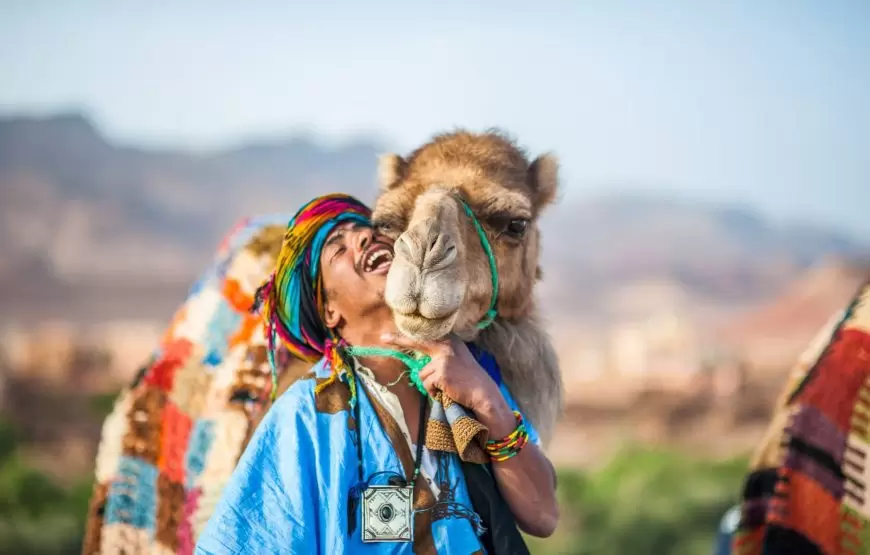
[362,243,393,274]
[393,311,455,341]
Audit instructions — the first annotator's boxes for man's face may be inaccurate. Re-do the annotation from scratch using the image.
[319,221,395,330]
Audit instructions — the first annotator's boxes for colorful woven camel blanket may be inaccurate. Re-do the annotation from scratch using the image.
[82,214,313,555]
[734,277,870,555]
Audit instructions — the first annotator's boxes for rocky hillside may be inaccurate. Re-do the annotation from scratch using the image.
[714,259,870,369]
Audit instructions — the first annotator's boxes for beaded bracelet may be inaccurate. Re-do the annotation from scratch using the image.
[485,410,529,462]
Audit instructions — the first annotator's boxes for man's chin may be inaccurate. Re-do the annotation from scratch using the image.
[393,312,456,341]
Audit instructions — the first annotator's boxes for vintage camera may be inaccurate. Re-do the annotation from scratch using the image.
[361,485,414,543]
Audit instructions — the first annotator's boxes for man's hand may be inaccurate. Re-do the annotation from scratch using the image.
[380,333,499,412]
[382,332,559,538]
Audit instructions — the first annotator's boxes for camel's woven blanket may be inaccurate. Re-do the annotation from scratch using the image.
[82,214,308,555]
[425,392,491,464]
[733,277,870,555]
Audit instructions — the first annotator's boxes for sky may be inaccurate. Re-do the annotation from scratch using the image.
[2,0,869,235]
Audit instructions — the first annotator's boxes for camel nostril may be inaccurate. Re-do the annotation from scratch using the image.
[395,225,455,268]
[395,235,411,257]
[395,233,423,266]
[425,236,457,269]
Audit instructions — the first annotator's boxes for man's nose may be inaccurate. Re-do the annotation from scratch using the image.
[353,226,372,253]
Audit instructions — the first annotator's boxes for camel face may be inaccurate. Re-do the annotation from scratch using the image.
[383,187,472,339]
[373,130,559,340]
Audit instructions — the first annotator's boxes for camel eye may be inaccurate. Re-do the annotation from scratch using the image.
[505,219,529,239]
[373,217,402,238]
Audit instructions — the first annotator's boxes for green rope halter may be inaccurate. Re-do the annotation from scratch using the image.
[459,198,499,329]
[343,197,499,394]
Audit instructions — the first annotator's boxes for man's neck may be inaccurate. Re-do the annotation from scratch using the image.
[339,311,407,385]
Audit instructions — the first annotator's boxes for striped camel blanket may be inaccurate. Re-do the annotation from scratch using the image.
[733,277,870,555]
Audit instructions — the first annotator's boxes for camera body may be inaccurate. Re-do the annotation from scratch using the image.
[361,485,414,542]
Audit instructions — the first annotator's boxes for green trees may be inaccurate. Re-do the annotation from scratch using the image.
[527,447,747,555]
[0,420,91,555]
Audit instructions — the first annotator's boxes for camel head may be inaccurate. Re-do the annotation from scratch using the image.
[372,130,559,341]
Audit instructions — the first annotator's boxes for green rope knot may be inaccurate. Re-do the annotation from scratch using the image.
[345,345,432,396]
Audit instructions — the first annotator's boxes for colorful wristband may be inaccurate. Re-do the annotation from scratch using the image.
[485,410,529,462]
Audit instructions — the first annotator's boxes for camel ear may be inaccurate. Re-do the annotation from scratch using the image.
[527,153,560,209]
[378,153,408,191]
[536,265,544,281]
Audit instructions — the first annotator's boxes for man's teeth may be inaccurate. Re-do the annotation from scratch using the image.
[365,249,393,271]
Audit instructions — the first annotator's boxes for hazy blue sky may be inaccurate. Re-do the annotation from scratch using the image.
[2,1,868,234]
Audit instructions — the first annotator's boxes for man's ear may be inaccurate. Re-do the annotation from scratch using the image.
[323,298,342,329]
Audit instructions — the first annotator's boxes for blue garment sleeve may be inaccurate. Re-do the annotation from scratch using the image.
[195,381,321,554]
[466,342,502,385]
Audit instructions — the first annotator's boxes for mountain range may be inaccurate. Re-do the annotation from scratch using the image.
[1,112,867,326]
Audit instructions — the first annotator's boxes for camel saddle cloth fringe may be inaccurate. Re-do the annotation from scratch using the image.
[423,343,503,464]
[733,277,870,555]
[425,393,491,463]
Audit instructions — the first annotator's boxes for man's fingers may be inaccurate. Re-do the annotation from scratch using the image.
[421,372,440,399]
[418,364,437,382]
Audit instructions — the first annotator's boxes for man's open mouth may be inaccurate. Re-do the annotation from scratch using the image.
[362,243,393,273]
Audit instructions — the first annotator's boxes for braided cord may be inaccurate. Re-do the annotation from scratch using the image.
[345,345,432,396]
[458,199,498,330]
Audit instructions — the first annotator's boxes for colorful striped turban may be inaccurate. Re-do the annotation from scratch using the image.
[254,194,372,396]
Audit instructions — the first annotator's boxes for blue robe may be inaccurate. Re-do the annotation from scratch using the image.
[195,350,540,554]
